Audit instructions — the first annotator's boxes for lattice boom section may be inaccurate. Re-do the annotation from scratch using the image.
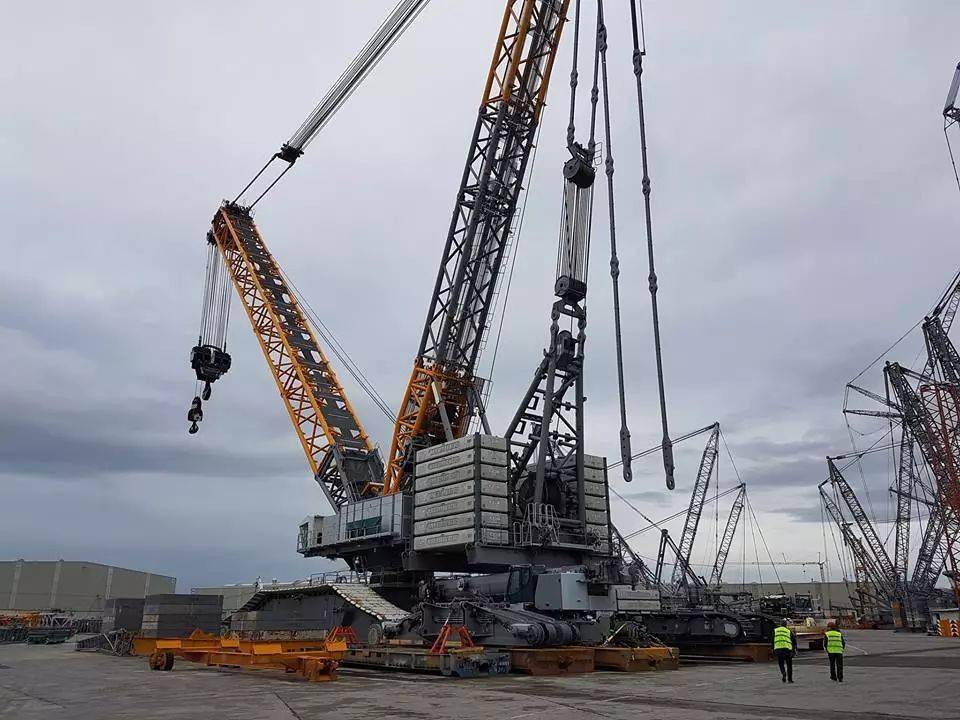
[214,204,382,507]
[671,427,718,587]
[385,0,569,496]
[922,383,960,507]
[920,383,960,582]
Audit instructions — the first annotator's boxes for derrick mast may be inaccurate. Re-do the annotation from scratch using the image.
[384,0,570,495]
[504,139,600,551]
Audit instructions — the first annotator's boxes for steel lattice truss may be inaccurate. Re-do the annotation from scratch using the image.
[913,505,946,593]
[828,460,899,598]
[708,483,746,586]
[504,291,586,516]
[920,383,960,571]
[612,525,658,589]
[924,317,960,385]
[670,424,719,587]
[886,363,959,593]
[820,486,886,591]
[384,0,570,494]
[893,429,915,585]
[213,205,384,508]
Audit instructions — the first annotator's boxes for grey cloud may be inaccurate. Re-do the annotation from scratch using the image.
[3,0,958,588]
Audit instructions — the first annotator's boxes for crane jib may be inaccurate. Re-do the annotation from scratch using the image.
[211,204,384,508]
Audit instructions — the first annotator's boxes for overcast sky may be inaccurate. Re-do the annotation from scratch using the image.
[3,1,959,593]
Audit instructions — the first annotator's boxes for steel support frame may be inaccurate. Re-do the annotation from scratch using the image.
[384,0,570,495]
[505,295,586,524]
[214,205,383,507]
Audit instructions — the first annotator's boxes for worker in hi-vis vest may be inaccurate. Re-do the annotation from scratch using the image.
[824,622,846,682]
[772,618,797,683]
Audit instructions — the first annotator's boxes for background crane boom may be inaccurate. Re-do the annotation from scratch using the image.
[827,459,898,596]
[886,362,960,597]
[820,484,886,591]
[670,423,719,587]
[892,429,915,584]
[708,483,746,586]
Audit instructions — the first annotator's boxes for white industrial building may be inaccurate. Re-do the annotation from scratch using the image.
[0,560,176,614]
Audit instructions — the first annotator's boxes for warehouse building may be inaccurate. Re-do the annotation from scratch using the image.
[0,560,176,614]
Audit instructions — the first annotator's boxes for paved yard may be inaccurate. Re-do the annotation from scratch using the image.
[1,630,957,719]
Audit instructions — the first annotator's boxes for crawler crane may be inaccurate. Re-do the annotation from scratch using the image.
[184,0,750,649]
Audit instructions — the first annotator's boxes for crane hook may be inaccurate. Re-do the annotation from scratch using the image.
[187,396,203,434]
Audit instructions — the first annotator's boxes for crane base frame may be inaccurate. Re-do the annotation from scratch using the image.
[134,631,347,683]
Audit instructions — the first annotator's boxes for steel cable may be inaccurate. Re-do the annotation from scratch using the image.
[596,0,633,482]
[628,0,674,490]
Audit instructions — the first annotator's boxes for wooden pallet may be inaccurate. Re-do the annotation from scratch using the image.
[509,647,595,675]
[795,631,825,651]
[592,646,679,672]
[680,643,773,662]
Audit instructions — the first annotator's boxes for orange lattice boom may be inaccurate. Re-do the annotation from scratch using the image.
[212,204,385,507]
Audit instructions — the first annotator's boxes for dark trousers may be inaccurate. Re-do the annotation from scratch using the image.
[775,649,793,680]
[828,652,843,681]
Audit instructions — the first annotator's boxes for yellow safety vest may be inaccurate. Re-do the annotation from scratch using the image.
[773,626,792,650]
[825,629,844,654]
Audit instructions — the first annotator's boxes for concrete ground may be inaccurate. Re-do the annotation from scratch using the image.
[1,630,957,720]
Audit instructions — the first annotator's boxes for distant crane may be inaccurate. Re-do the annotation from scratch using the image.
[708,483,746,586]
[886,362,960,603]
[826,459,899,600]
[670,423,719,588]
